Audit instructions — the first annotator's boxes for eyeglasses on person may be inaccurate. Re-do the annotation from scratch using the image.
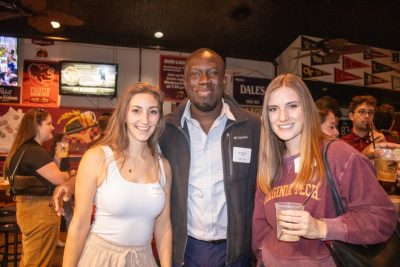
[356,109,375,117]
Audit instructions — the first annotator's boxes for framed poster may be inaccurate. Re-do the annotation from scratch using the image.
[22,60,59,107]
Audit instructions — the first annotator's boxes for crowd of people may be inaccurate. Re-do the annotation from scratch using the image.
[4,48,399,267]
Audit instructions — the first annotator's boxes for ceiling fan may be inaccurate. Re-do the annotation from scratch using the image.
[0,0,83,33]
[292,38,369,61]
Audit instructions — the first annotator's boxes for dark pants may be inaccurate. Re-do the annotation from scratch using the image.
[174,236,251,267]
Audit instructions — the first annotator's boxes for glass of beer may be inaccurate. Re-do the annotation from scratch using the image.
[374,148,400,193]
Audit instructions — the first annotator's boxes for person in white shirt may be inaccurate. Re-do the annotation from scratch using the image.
[62,82,172,267]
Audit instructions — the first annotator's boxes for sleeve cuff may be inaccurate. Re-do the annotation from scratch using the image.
[323,217,347,241]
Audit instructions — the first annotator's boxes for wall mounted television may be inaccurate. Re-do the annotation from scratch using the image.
[0,36,18,86]
[59,61,118,97]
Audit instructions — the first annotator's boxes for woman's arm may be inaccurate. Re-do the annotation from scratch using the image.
[323,149,396,244]
[36,161,70,185]
[62,147,104,267]
[154,158,172,267]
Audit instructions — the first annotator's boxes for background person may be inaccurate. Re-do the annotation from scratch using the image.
[62,83,172,267]
[7,49,16,73]
[318,107,339,138]
[159,48,260,266]
[315,96,342,130]
[341,95,386,158]
[252,74,396,267]
[3,108,72,267]
[373,103,400,144]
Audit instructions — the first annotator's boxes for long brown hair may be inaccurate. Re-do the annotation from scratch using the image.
[3,108,49,176]
[257,73,325,195]
[95,82,165,160]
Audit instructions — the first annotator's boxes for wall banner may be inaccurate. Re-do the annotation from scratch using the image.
[334,68,362,83]
[302,64,331,79]
[233,76,269,107]
[342,56,369,70]
[159,55,186,101]
[392,76,400,90]
[22,60,59,107]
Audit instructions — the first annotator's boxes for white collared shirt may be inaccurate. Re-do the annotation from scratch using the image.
[181,100,235,241]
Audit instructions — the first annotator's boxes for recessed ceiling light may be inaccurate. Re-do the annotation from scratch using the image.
[51,21,60,29]
[154,32,163,38]
[46,36,69,41]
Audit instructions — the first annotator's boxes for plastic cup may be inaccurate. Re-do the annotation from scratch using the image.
[56,141,69,158]
[374,149,400,182]
[275,202,304,242]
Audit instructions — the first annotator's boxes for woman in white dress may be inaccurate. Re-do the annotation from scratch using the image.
[63,82,172,267]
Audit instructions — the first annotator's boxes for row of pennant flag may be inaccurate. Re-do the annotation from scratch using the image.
[298,36,400,90]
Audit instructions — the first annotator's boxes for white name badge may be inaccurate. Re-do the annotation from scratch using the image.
[233,147,252,163]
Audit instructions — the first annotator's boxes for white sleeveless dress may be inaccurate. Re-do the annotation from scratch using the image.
[77,146,166,267]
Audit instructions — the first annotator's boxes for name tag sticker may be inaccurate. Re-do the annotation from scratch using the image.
[233,147,251,163]
[148,186,165,198]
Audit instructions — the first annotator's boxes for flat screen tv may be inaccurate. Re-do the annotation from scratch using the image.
[59,61,118,97]
[0,36,18,86]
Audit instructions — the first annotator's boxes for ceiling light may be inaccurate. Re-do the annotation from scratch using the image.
[46,36,70,41]
[154,32,163,38]
[51,21,60,29]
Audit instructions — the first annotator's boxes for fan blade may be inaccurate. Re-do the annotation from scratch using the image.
[320,38,349,50]
[339,44,369,53]
[43,10,83,26]
[28,16,55,33]
[292,52,312,60]
[20,0,46,12]
[0,11,22,20]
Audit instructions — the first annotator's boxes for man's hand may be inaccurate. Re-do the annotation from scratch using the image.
[52,176,76,216]
[362,141,400,159]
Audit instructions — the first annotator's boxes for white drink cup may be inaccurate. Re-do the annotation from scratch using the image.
[56,141,69,158]
[275,202,304,242]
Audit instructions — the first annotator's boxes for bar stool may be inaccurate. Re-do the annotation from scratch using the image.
[0,206,20,267]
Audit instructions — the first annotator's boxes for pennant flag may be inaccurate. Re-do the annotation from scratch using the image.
[372,60,396,73]
[364,73,388,86]
[391,51,400,64]
[364,49,388,60]
[302,64,331,78]
[392,76,400,90]
[342,56,369,70]
[311,52,339,65]
[301,36,319,51]
[334,68,362,83]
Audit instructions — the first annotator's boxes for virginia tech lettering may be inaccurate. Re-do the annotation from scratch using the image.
[266,183,320,202]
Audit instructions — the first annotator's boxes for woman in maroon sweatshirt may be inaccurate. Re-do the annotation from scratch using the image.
[252,73,396,267]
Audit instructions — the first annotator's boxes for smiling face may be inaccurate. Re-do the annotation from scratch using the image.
[267,86,304,152]
[184,49,226,113]
[321,111,339,137]
[125,93,160,143]
[35,114,54,144]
